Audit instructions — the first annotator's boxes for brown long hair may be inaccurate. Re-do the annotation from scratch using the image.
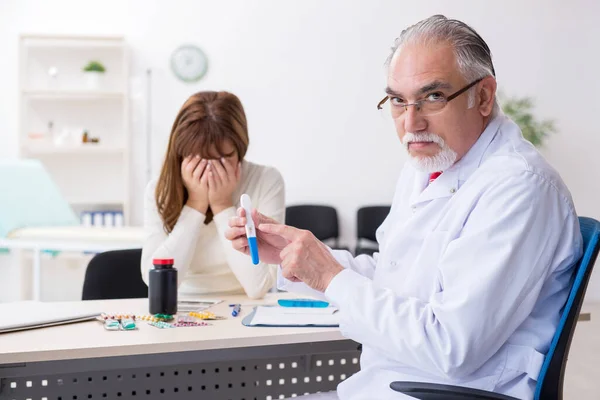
[155,91,249,233]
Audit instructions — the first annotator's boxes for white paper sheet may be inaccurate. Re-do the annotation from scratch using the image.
[248,306,340,326]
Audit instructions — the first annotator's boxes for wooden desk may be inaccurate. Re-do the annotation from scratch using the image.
[0,293,360,400]
[0,294,593,400]
[578,312,591,322]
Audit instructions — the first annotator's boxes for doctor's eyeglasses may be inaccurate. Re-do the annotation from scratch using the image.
[376,78,483,118]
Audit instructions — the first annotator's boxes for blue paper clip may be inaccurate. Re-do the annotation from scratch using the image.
[278,299,330,308]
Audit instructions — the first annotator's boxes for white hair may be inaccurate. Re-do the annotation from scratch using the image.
[387,15,499,115]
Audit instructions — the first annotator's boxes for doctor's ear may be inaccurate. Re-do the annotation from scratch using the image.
[477,76,496,117]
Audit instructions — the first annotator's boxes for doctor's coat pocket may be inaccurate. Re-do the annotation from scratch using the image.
[405,231,452,298]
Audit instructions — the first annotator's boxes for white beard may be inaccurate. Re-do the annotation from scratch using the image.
[402,132,458,173]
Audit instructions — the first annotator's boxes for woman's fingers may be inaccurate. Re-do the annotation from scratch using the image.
[192,159,207,180]
[210,159,227,184]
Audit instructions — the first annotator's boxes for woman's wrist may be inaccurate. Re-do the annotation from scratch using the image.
[186,199,208,215]
[211,202,234,215]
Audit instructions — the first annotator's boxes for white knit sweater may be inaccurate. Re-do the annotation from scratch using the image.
[141,160,285,299]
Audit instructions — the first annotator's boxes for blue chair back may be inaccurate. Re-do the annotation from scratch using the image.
[534,217,600,400]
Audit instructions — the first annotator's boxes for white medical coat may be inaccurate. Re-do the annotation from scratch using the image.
[279,113,583,400]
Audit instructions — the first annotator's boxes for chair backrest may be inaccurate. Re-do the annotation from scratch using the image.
[285,205,339,242]
[357,206,391,242]
[82,249,148,300]
[534,217,600,400]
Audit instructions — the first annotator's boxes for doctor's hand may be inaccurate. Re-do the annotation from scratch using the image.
[207,158,241,215]
[182,155,209,214]
[225,208,290,265]
[258,224,345,292]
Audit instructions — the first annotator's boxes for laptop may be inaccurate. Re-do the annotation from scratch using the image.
[0,301,101,334]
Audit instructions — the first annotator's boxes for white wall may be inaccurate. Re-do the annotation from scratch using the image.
[1,0,599,300]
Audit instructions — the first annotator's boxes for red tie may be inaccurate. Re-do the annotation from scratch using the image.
[429,171,442,183]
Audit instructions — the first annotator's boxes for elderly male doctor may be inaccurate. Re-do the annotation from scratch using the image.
[225,15,582,400]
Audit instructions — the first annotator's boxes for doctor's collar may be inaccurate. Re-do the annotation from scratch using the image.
[444,112,504,184]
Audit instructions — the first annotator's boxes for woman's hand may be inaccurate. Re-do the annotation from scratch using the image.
[208,158,241,214]
[181,155,209,214]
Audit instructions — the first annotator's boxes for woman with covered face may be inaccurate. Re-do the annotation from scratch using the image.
[141,91,285,299]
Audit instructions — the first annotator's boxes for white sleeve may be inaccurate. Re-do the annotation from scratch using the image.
[212,167,286,299]
[140,182,207,287]
[324,171,582,379]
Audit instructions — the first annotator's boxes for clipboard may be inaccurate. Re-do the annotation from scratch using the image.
[242,306,340,328]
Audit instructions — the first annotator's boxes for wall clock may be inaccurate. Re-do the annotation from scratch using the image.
[170,44,208,83]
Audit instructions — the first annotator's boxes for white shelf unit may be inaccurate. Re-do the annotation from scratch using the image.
[22,90,125,100]
[19,34,131,225]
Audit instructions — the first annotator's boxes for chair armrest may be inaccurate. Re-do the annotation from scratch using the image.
[389,381,520,400]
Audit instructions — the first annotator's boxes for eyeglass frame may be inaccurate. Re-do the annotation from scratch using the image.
[376,77,484,115]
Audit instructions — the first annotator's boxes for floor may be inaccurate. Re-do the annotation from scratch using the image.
[563,302,600,399]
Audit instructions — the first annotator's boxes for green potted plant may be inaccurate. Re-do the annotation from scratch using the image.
[82,60,106,90]
[500,94,555,147]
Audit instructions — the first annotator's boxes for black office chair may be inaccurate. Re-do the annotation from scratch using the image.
[391,216,600,400]
[285,205,345,249]
[355,205,391,256]
[82,249,148,300]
